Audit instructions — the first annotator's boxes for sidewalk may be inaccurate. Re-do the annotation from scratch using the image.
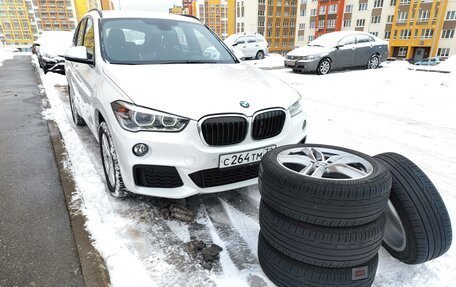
[0,55,85,286]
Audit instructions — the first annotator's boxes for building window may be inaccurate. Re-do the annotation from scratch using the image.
[371,15,381,24]
[359,3,368,11]
[399,0,410,4]
[390,0,396,5]
[318,20,325,28]
[398,47,407,56]
[397,12,407,23]
[441,29,455,39]
[300,9,306,16]
[446,11,456,20]
[387,15,394,23]
[328,4,338,14]
[319,6,326,14]
[356,19,365,27]
[437,48,450,56]
[310,21,315,28]
[400,29,411,39]
[308,35,314,41]
[420,28,433,39]
[373,0,384,8]
[327,19,336,28]
[299,23,305,29]
[343,19,351,27]
[310,9,316,16]
[298,35,304,42]
[370,32,379,36]
[384,31,391,39]
[345,5,353,13]
[418,10,430,21]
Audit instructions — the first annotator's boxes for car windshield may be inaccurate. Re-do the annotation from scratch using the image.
[308,33,346,48]
[101,18,236,65]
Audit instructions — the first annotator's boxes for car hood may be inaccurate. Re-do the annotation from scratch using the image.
[102,63,300,120]
[287,46,333,57]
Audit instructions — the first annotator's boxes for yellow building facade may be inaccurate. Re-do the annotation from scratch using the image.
[74,0,114,21]
[389,0,449,59]
[0,0,34,45]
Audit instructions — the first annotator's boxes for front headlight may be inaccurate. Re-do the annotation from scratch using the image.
[288,101,303,117]
[111,101,189,132]
[301,55,319,61]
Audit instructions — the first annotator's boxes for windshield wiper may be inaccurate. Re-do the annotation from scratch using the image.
[308,44,324,47]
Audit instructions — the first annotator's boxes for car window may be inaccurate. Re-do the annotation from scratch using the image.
[338,35,356,46]
[83,18,95,60]
[247,36,256,43]
[357,34,374,43]
[235,37,246,44]
[76,19,87,46]
[101,18,236,64]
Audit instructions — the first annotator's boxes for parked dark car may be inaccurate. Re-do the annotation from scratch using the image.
[36,31,73,74]
[285,31,389,75]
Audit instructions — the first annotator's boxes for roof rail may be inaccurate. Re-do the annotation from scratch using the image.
[180,14,201,22]
[88,8,103,18]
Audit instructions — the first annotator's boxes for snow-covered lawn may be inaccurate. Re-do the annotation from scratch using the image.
[36,55,456,287]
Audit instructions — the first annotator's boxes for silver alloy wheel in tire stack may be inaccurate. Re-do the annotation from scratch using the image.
[257,144,392,287]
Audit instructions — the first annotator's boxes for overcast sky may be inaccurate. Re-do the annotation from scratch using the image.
[116,0,182,13]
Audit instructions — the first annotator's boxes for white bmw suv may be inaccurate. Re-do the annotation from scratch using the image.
[65,10,307,199]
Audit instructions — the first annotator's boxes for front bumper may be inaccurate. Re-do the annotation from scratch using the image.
[284,59,320,72]
[108,111,307,199]
[44,60,65,74]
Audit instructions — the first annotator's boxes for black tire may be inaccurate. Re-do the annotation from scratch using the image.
[259,200,385,268]
[259,144,392,227]
[292,68,299,73]
[256,50,265,60]
[374,153,452,264]
[258,144,391,227]
[99,122,129,198]
[367,54,380,69]
[258,232,378,287]
[317,58,331,75]
[68,85,86,126]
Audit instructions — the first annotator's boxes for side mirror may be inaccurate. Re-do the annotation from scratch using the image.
[64,46,93,65]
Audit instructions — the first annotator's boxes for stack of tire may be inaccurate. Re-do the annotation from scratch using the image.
[257,144,452,287]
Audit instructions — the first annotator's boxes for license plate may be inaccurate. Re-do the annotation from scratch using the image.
[219,146,276,169]
[285,60,296,67]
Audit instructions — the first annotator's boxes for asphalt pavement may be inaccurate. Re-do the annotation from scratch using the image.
[0,55,85,286]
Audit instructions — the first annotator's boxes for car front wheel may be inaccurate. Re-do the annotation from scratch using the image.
[317,58,331,75]
[99,122,129,198]
[256,51,265,60]
[367,55,380,69]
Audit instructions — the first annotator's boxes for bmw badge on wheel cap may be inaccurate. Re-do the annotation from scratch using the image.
[240,101,250,108]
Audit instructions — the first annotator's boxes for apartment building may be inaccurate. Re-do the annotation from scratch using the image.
[191,0,234,40]
[234,0,298,55]
[0,0,76,46]
[169,5,184,15]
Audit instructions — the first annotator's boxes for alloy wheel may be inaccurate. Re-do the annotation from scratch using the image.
[319,60,331,75]
[277,146,374,180]
[101,133,116,187]
[383,200,407,252]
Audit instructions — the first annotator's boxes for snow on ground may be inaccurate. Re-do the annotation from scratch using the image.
[244,54,285,69]
[0,47,14,67]
[35,53,456,287]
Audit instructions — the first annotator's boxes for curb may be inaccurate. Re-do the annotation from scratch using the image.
[33,60,111,287]
[48,122,111,287]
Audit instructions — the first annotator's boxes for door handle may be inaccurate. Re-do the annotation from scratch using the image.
[242,46,247,48]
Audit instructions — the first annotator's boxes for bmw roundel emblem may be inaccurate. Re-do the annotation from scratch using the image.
[240,101,250,108]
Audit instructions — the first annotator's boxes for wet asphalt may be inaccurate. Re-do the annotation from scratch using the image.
[0,55,85,286]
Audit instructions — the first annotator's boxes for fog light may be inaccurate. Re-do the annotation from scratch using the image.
[302,120,307,130]
[132,143,149,157]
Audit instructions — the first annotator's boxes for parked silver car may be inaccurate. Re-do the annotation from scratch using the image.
[285,31,388,75]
